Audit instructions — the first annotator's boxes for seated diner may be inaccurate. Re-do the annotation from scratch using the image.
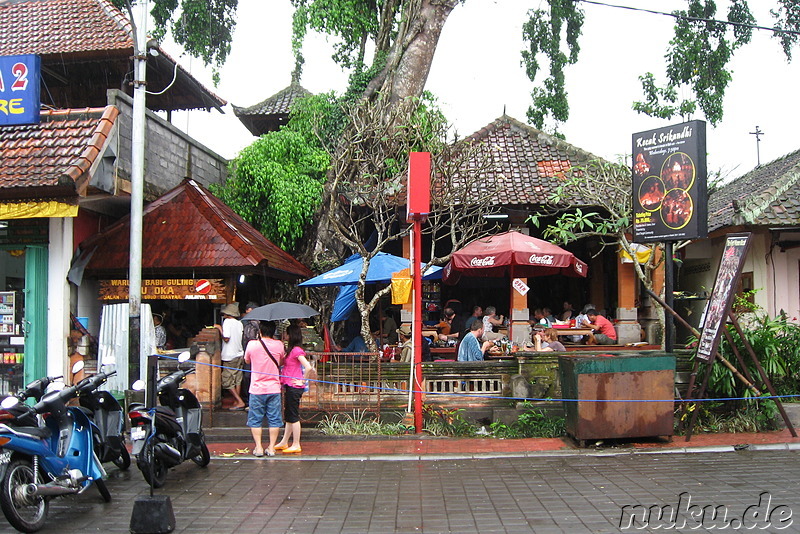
[458,320,494,361]
[583,309,617,345]
[533,328,566,352]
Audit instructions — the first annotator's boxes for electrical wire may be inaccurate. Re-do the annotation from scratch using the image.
[574,0,800,37]
[146,57,179,96]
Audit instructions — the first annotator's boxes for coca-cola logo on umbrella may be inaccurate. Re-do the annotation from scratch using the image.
[470,256,496,267]
[528,254,554,265]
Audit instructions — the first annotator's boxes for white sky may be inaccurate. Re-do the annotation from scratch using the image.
[164,0,799,180]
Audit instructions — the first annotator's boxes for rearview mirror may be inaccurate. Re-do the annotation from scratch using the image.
[177,351,191,363]
[1,397,19,409]
[131,380,146,391]
[71,360,85,375]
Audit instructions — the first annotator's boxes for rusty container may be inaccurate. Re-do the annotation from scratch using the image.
[558,352,675,445]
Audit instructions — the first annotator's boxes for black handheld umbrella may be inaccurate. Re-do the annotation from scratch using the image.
[241,302,319,322]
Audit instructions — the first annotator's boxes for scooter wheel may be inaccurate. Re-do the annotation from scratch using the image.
[191,441,211,467]
[95,479,112,503]
[138,453,168,489]
[112,447,131,471]
[0,458,49,533]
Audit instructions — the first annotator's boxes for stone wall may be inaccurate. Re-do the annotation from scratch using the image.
[107,90,229,199]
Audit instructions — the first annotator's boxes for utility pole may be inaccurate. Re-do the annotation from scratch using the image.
[128,1,148,384]
[749,125,764,167]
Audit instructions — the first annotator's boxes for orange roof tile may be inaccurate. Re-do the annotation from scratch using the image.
[0,106,119,199]
[80,179,314,280]
[0,0,132,58]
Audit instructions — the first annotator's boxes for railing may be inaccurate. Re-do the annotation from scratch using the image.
[303,354,515,415]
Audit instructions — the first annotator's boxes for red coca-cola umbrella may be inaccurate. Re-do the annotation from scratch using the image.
[444,231,588,340]
[447,231,588,279]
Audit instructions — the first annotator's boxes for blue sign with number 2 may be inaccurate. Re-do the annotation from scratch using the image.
[0,54,41,126]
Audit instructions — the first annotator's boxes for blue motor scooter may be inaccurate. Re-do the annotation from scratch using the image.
[0,363,109,533]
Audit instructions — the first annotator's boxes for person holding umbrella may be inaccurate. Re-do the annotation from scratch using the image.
[245,321,286,457]
[215,303,246,411]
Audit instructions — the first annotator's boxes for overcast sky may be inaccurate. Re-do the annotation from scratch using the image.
[164,0,799,180]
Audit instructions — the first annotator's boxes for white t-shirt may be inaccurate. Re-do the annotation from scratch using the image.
[221,317,244,361]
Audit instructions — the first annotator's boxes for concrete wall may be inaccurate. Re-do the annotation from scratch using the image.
[107,90,229,197]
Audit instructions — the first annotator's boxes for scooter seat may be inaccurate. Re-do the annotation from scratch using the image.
[12,426,52,439]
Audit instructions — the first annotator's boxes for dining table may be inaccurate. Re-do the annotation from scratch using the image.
[551,327,593,338]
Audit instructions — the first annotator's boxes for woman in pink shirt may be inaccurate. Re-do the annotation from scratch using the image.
[275,324,313,454]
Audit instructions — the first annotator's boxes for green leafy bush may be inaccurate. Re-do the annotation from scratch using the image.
[490,403,565,438]
[690,296,800,401]
[317,410,407,436]
[422,405,476,437]
[677,400,780,434]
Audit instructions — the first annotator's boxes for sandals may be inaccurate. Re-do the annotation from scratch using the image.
[253,449,264,457]
[274,444,288,451]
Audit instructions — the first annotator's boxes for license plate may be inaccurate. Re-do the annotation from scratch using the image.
[131,427,146,441]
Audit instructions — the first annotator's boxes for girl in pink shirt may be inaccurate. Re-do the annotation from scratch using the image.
[275,324,313,454]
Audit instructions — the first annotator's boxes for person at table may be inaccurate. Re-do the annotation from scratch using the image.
[438,307,465,344]
[458,321,494,362]
[481,306,505,341]
[543,307,557,325]
[534,328,566,352]
[397,325,413,363]
[373,309,398,345]
[559,301,575,322]
[462,306,483,334]
[532,308,552,328]
[584,309,617,345]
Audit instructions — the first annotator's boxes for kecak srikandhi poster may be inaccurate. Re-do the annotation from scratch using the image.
[632,120,708,243]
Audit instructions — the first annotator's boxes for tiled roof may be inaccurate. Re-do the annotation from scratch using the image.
[0,0,225,112]
[232,83,312,136]
[452,115,601,207]
[0,106,119,199]
[80,179,314,280]
[708,149,800,232]
[0,0,132,57]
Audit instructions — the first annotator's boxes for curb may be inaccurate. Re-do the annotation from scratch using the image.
[209,441,800,461]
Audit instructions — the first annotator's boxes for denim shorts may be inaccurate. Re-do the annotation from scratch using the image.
[246,393,283,428]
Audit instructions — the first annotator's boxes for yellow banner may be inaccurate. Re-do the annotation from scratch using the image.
[0,200,78,219]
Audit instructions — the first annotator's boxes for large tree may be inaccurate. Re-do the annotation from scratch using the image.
[113,0,238,70]
[522,0,800,133]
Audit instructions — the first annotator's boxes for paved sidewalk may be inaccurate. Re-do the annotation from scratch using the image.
[207,428,800,460]
[2,445,797,533]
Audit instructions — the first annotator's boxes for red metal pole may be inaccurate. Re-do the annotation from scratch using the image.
[412,217,424,432]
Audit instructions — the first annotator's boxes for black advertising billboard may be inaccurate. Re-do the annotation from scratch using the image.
[632,120,707,242]
[696,233,751,361]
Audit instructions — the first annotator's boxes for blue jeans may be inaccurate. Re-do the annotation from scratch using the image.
[246,393,283,428]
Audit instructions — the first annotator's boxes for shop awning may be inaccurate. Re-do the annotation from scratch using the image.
[0,200,78,219]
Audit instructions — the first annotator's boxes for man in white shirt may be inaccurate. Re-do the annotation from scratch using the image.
[216,303,246,410]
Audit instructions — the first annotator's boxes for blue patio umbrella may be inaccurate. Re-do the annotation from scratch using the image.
[299,253,442,322]
[298,253,442,287]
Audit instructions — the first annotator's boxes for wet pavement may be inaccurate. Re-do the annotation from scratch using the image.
[0,431,798,533]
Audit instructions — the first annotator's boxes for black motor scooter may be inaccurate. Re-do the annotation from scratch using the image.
[128,352,210,488]
[75,366,131,470]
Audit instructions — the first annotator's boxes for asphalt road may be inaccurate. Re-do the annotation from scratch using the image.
[0,449,797,533]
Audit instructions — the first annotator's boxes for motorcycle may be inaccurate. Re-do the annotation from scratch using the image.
[74,367,131,470]
[0,364,110,533]
[129,351,210,488]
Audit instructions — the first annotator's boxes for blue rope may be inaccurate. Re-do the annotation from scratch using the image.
[157,354,798,404]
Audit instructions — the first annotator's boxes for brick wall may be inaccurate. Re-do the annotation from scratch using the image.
[107,90,229,200]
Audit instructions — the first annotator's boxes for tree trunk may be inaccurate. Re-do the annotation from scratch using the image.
[389,0,456,102]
